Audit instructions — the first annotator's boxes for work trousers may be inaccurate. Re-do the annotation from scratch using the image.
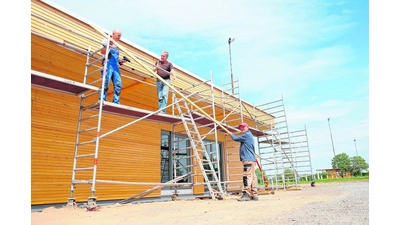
[100,66,122,104]
[242,161,258,198]
[100,47,122,104]
[156,78,171,113]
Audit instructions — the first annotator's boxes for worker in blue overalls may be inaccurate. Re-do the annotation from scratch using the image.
[100,29,128,104]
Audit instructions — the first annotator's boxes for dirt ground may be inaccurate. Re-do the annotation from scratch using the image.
[31,181,369,225]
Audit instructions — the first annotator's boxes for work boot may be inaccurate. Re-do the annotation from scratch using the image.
[238,192,251,201]
[251,196,259,201]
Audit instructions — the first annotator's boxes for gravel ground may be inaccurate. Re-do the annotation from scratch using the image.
[31,181,369,225]
[272,181,369,225]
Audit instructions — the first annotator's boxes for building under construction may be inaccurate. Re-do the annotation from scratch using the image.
[31,0,314,208]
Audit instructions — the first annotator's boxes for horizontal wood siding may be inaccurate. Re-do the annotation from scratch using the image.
[225,138,243,191]
[31,88,166,204]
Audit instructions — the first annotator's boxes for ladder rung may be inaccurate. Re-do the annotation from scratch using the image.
[85,67,104,77]
[78,127,97,134]
[173,130,189,135]
[88,78,102,86]
[78,139,96,145]
[176,165,194,169]
[80,114,99,122]
[86,58,102,67]
[173,139,189,144]
[174,147,191,151]
[74,167,94,171]
[175,155,193,160]
[76,153,95,158]
[79,90,99,99]
[72,180,92,184]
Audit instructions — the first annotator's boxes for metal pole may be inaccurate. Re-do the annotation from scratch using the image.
[353,139,358,156]
[228,37,235,94]
[354,139,362,176]
[327,118,336,168]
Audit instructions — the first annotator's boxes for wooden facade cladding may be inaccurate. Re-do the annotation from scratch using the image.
[32,88,166,204]
[31,0,274,205]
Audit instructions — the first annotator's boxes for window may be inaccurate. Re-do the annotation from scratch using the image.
[160,130,224,191]
[203,140,223,190]
[160,131,171,184]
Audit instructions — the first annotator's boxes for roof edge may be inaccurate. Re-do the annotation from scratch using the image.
[38,0,265,116]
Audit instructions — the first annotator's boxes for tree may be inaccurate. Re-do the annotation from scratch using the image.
[332,153,351,178]
[350,156,369,176]
[332,153,369,177]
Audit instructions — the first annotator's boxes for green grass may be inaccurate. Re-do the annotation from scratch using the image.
[311,176,368,184]
[264,176,370,186]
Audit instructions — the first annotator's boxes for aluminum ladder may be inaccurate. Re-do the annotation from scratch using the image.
[174,98,226,200]
[67,37,112,207]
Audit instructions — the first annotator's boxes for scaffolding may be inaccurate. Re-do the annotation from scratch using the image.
[32,11,232,206]
[31,5,314,207]
[220,77,245,190]
[215,78,314,192]
[287,126,314,182]
[253,97,314,191]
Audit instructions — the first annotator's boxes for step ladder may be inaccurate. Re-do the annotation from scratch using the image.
[174,97,226,200]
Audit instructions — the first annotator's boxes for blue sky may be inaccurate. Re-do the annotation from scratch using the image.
[45,0,369,174]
